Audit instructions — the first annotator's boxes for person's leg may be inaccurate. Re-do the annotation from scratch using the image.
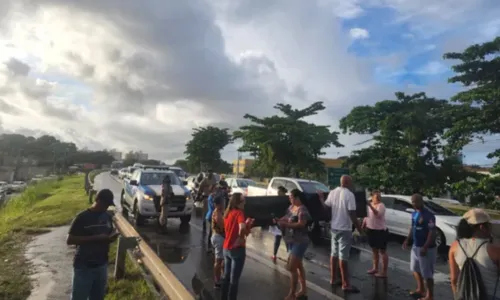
[410,246,425,296]
[419,248,436,300]
[89,264,108,300]
[207,223,213,249]
[330,230,340,285]
[228,248,246,300]
[338,230,354,290]
[286,245,300,300]
[71,267,92,300]
[273,235,282,260]
[221,249,232,300]
[212,235,224,286]
[376,249,388,277]
[294,242,309,298]
[368,248,379,274]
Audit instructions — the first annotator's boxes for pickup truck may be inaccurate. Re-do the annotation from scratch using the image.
[120,168,193,226]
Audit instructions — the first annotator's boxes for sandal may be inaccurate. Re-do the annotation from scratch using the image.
[330,280,342,286]
[342,286,360,293]
[409,291,424,298]
[367,269,378,275]
[374,273,387,278]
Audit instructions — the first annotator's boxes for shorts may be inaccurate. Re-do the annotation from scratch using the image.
[410,246,436,279]
[287,241,309,259]
[330,230,352,260]
[211,234,224,260]
[366,228,388,250]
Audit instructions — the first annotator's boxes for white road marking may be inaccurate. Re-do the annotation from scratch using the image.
[190,223,342,300]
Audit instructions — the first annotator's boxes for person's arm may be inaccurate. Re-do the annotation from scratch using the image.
[66,215,109,245]
[449,241,460,295]
[237,212,252,237]
[319,190,333,208]
[347,192,362,233]
[421,216,437,254]
[367,202,383,217]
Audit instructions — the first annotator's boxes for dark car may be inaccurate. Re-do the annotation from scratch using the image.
[110,169,119,175]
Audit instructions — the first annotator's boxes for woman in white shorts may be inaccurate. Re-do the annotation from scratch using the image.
[210,195,225,288]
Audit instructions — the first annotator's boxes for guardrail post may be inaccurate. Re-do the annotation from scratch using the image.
[114,236,138,279]
[88,188,96,204]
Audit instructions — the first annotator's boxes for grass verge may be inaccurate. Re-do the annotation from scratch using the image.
[0,175,156,300]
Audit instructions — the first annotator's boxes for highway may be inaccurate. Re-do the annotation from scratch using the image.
[94,172,455,299]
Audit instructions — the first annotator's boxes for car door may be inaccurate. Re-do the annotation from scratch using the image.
[381,197,397,233]
[284,180,299,194]
[267,179,284,195]
[392,198,414,236]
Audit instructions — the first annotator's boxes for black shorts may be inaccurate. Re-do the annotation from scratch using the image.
[366,228,388,250]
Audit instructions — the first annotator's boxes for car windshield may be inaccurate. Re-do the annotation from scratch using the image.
[237,179,257,187]
[424,200,457,216]
[171,169,185,177]
[140,172,181,186]
[299,181,330,193]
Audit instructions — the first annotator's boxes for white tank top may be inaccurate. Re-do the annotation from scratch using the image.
[454,238,499,298]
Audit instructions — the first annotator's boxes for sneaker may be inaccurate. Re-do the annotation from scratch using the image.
[271,256,277,263]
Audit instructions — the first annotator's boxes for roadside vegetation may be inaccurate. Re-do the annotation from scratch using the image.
[0,175,156,300]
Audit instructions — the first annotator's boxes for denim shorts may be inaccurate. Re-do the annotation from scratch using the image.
[410,246,436,279]
[330,230,352,260]
[287,241,309,259]
[211,234,224,260]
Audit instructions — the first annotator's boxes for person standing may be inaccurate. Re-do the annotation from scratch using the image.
[319,175,362,293]
[221,193,254,300]
[199,170,216,232]
[403,193,437,300]
[449,208,500,299]
[158,175,173,234]
[363,190,389,278]
[270,186,288,263]
[210,195,225,289]
[67,189,119,300]
[278,189,312,300]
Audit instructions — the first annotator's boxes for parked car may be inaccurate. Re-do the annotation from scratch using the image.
[380,194,461,253]
[120,168,193,226]
[10,181,27,192]
[226,178,258,196]
[247,177,330,196]
[110,169,119,175]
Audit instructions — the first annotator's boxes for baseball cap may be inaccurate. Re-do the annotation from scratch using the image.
[96,189,115,206]
[463,208,491,225]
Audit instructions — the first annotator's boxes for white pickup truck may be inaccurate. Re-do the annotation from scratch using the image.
[247,177,330,196]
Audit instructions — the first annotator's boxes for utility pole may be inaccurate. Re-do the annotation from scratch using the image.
[236,152,242,178]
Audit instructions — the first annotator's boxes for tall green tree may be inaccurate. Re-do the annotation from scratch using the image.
[443,37,500,173]
[340,92,468,195]
[184,126,232,172]
[234,102,343,177]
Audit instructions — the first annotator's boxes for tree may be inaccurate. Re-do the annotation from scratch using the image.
[184,126,232,172]
[234,102,343,177]
[339,92,469,195]
[173,159,190,172]
[443,37,500,173]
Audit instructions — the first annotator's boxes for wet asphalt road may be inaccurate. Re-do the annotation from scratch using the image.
[94,172,455,300]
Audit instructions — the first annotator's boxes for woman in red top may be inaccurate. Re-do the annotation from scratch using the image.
[221,193,254,300]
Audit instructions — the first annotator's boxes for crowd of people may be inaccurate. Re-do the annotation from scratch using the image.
[65,173,500,300]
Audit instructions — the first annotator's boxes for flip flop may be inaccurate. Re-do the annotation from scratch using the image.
[367,269,377,275]
[342,286,360,293]
[330,280,342,287]
[374,273,387,278]
[409,291,423,298]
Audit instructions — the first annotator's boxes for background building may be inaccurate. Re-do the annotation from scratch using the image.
[108,149,123,161]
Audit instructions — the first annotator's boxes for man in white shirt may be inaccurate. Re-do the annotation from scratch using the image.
[321,175,362,293]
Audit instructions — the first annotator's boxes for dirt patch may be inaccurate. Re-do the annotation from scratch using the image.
[25,226,74,300]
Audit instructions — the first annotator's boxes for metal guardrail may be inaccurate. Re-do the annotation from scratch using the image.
[85,171,195,300]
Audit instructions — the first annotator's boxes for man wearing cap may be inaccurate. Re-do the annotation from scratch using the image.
[403,193,437,300]
[67,189,119,300]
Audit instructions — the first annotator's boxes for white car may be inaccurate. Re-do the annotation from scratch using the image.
[226,178,258,196]
[11,181,26,192]
[169,166,188,180]
[381,194,461,252]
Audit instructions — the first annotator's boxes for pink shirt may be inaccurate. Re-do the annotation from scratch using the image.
[364,202,386,230]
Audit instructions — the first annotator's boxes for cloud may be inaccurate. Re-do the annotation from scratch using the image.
[0,0,498,165]
[349,28,370,40]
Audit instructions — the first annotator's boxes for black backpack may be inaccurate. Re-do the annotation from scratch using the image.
[456,240,499,300]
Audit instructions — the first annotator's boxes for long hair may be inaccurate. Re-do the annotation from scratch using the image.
[224,192,244,219]
[456,218,479,240]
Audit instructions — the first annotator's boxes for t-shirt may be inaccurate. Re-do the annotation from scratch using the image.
[411,208,436,248]
[283,205,312,244]
[365,202,386,230]
[200,177,216,195]
[223,209,246,250]
[68,209,114,268]
[324,187,356,231]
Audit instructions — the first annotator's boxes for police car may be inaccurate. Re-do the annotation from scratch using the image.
[120,166,192,226]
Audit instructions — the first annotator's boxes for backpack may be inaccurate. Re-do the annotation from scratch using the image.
[456,240,499,300]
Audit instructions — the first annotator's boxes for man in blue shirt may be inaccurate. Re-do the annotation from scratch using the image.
[403,193,436,300]
[67,189,118,300]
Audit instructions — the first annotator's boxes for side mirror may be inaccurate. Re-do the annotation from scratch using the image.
[129,180,138,186]
[405,208,415,214]
[182,180,188,186]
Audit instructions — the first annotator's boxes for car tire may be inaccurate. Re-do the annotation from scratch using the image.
[133,201,145,227]
[180,215,191,224]
[436,228,447,254]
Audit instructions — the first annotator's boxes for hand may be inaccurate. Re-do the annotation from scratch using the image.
[402,239,409,250]
[272,218,278,224]
[420,247,427,256]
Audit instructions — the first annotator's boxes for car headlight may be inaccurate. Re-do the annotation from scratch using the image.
[143,194,153,201]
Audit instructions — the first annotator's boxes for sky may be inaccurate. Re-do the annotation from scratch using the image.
[0,0,499,166]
